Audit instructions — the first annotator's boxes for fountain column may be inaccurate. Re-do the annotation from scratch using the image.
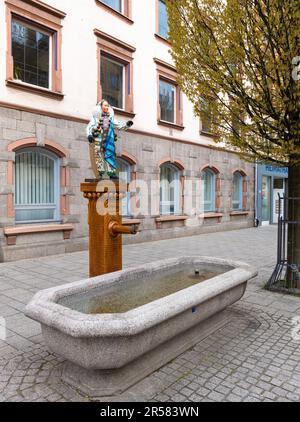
[81,180,137,278]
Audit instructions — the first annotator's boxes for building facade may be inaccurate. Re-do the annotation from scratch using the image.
[0,0,255,262]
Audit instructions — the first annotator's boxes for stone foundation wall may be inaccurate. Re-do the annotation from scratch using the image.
[0,106,255,262]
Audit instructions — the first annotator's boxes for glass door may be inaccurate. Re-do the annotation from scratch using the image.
[262,176,271,225]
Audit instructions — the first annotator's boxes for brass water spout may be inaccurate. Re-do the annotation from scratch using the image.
[108,221,138,238]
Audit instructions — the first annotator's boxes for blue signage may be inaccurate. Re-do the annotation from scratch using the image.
[264,165,288,176]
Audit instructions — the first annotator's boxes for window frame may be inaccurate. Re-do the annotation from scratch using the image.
[154,58,184,130]
[95,29,135,117]
[159,79,177,124]
[14,147,61,224]
[101,54,126,111]
[232,171,244,211]
[156,0,170,42]
[201,168,216,213]
[160,163,182,216]
[11,17,53,90]
[5,0,65,100]
[116,157,132,217]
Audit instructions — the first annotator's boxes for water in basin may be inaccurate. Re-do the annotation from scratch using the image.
[59,263,230,314]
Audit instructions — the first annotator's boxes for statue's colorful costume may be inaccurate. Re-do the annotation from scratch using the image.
[86,104,133,179]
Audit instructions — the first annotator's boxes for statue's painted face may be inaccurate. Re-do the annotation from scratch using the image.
[102,101,109,113]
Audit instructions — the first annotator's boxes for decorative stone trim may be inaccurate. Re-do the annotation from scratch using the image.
[154,33,171,46]
[156,216,187,222]
[7,138,71,219]
[157,120,185,131]
[4,223,74,245]
[5,80,64,101]
[95,0,133,24]
[123,219,142,226]
[230,211,250,216]
[200,130,219,139]
[199,213,223,223]
[155,215,187,229]
[94,29,135,113]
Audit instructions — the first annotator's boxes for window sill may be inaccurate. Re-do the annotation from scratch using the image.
[156,215,187,223]
[199,212,223,219]
[4,223,73,246]
[200,130,219,139]
[6,80,64,101]
[154,33,171,46]
[95,0,134,24]
[113,108,136,119]
[123,218,142,225]
[230,211,250,216]
[158,120,185,131]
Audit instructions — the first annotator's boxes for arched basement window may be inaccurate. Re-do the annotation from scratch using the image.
[160,163,181,215]
[117,157,132,217]
[233,171,244,211]
[14,147,60,223]
[201,168,216,212]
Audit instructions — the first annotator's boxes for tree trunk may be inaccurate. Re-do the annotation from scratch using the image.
[286,164,300,288]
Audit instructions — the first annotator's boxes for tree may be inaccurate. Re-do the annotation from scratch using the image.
[166,0,300,288]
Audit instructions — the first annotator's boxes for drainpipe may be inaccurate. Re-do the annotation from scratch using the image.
[254,161,259,227]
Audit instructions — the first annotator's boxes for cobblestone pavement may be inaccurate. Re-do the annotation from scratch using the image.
[0,225,299,402]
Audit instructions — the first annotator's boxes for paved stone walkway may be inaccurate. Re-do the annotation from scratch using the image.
[0,225,299,402]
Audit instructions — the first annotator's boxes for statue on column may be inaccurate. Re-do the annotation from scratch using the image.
[86,99,134,179]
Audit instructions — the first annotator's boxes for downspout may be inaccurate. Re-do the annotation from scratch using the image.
[254,161,259,227]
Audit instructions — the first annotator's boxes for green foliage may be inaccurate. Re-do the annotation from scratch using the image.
[166,0,300,165]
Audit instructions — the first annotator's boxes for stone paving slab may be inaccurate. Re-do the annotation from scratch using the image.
[0,225,299,402]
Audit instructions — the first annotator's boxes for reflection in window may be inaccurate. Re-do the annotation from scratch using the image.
[101,55,124,109]
[117,158,131,216]
[158,0,169,39]
[12,19,50,89]
[233,172,243,211]
[160,163,181,215]
[101,0,122,13]
[15,148,60,223]
[201,169,216,212]
[159,80,176,123]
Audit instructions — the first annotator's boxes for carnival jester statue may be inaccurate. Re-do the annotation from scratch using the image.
[86,99,134,179]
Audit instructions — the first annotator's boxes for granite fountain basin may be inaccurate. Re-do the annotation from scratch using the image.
[25,256,257,398]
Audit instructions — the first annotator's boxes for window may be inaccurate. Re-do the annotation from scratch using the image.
[201,169,216,212]
[154,58,183,129]
[232,172,243,211]
[158,0,169,39]
[15,148,60,223]
[101,55,125,109]
[96,0,132,21]
[160,163,181,215]
[95,29,135,114]
[117,158,131,216]
[6,0,65,99]
[159,79,176,123]
[200,98,214,134]
[12,19,51,89]
[101,0,122,13]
